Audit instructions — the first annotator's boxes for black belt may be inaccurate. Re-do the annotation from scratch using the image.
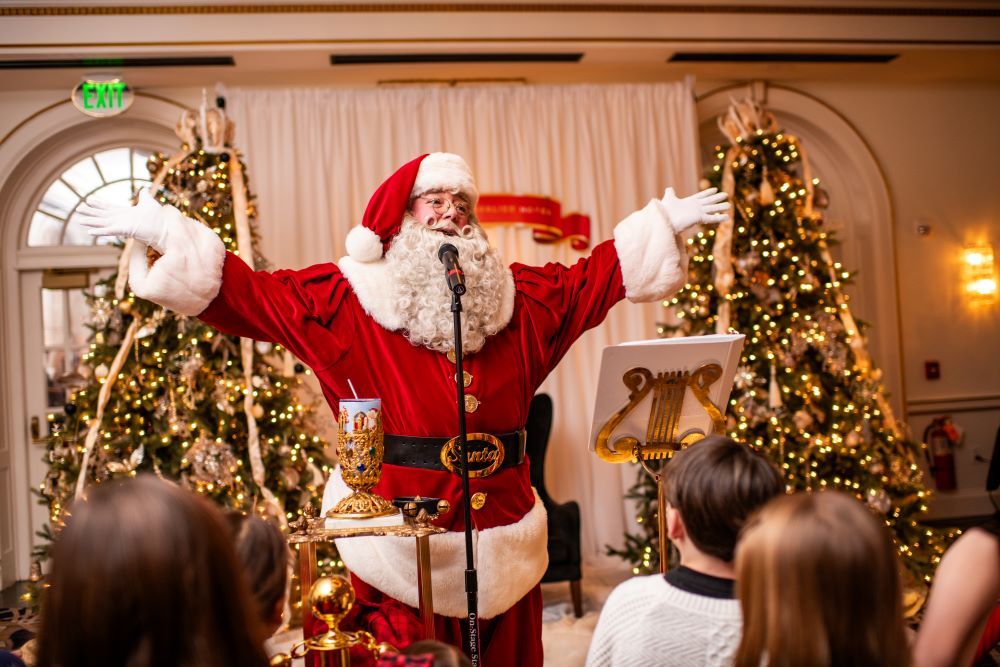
[384,430,526,478]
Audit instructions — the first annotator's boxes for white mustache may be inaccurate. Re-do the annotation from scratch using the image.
[424,217,476,239]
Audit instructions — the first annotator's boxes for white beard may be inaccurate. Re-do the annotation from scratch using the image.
[385,216,508,354]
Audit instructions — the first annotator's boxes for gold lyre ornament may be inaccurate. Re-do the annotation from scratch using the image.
[595,363,725,464]
[595,362,726,575]
[328,399,397,519]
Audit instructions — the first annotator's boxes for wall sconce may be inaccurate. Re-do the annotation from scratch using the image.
[963,242,998,305]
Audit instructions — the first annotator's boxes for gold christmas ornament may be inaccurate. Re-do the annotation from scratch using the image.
[275,575,386,663]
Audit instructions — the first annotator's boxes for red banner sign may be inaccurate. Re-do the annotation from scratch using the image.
[476,194,591,250]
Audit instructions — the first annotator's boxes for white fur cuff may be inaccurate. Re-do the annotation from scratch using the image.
[128,206,226,316]
[613,199,687,303]
[322,469,548,619]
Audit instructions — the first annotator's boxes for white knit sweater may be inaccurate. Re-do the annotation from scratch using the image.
[585,574,742,667]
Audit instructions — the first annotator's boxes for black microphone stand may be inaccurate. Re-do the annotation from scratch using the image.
[450,281,482,666]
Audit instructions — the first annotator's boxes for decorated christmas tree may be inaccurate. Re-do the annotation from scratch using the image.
[40,99,333,556]
[610,99,953,599]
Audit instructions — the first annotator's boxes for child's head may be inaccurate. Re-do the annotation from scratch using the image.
[662,435,783,563]
[734,491,910,667]
[226,512,291,638]
[37,476,268,667]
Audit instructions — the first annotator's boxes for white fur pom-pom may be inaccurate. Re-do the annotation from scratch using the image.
[345,225,383,263]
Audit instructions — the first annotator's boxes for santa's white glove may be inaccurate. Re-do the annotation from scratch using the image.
[76,188,172,253]
[656,187,730,234]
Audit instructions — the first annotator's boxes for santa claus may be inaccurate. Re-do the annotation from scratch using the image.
[78,153,729,665]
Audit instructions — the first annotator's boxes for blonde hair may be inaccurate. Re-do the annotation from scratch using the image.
[734,491,910,667]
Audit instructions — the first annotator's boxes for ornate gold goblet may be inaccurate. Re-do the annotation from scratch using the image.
[328,398,397,519]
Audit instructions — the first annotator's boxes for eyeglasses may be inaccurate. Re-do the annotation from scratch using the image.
[420,195,472,218]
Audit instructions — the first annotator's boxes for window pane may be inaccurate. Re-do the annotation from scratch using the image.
[63,216,93,246]
[42,287,90,409]
[38,179,77,219]
[93,147,131,182]
[27,211,64,246]
[41,288,65,347]
[94,180,136,203]
[62,157,103,196]
[132,149,152,181]
[67,288,89,349]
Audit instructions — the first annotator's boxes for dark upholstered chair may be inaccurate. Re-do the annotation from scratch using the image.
[525,393,583,617]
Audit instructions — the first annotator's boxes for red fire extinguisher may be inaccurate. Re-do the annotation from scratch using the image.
[923,416,962,491]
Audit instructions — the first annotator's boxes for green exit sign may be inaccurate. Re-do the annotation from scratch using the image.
[71,78,134,117]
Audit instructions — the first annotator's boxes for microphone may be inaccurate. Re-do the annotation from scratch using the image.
[438,243,467,296]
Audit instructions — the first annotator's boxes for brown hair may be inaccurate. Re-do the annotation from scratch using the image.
[226,512,290,629]
[734,491,910,667]
[36,475,269,667]
[663,434,783,562]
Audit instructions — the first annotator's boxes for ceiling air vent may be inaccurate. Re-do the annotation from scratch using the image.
[331,53,583,65]
[669,53,898,63]
[0,56,235,70]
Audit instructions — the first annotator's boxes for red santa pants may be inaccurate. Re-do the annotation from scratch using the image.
[338,574,544,666]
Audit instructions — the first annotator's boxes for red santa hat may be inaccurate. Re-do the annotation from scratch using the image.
[344,152,479,263]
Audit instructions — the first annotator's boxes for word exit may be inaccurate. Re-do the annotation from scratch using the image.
[72,79,134,118]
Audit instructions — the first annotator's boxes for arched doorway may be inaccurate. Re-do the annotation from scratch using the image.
[695,82,905,419]
[0,95,181,584]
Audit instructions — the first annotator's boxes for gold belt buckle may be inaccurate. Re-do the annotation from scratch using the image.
[440,433,505,478]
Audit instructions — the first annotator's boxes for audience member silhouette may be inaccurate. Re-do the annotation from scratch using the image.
[587,435,784,667]
[36,475,269,667]
[913,516,1000,667]
[734,491,910,667]
[227,512,291,639]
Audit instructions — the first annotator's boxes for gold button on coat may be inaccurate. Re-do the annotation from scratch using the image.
[471,492,487,510]
[455,371,473,388]
[464,394,480,413]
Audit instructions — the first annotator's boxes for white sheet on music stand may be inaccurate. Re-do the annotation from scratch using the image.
[588,334,745,454]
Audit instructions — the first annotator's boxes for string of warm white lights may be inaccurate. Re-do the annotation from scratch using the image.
[612,101,955,598]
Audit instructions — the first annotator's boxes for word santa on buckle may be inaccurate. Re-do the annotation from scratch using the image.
[439,433,505,478]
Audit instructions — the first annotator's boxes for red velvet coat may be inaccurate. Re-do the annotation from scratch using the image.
[126,194,687,640]
[196,238,625,618]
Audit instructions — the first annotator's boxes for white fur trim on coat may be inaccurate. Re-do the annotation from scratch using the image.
[338,255,516,336]
[612,199,687,303]
[345,224,384,263]
[128,206,225,316]
[412,153,479,206]
[322,469,548,619]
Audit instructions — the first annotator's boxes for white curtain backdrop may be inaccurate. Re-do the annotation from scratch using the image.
[226,81,701,568]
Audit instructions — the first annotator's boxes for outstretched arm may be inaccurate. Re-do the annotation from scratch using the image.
[78,188,352,370]
[517,186,731,380]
